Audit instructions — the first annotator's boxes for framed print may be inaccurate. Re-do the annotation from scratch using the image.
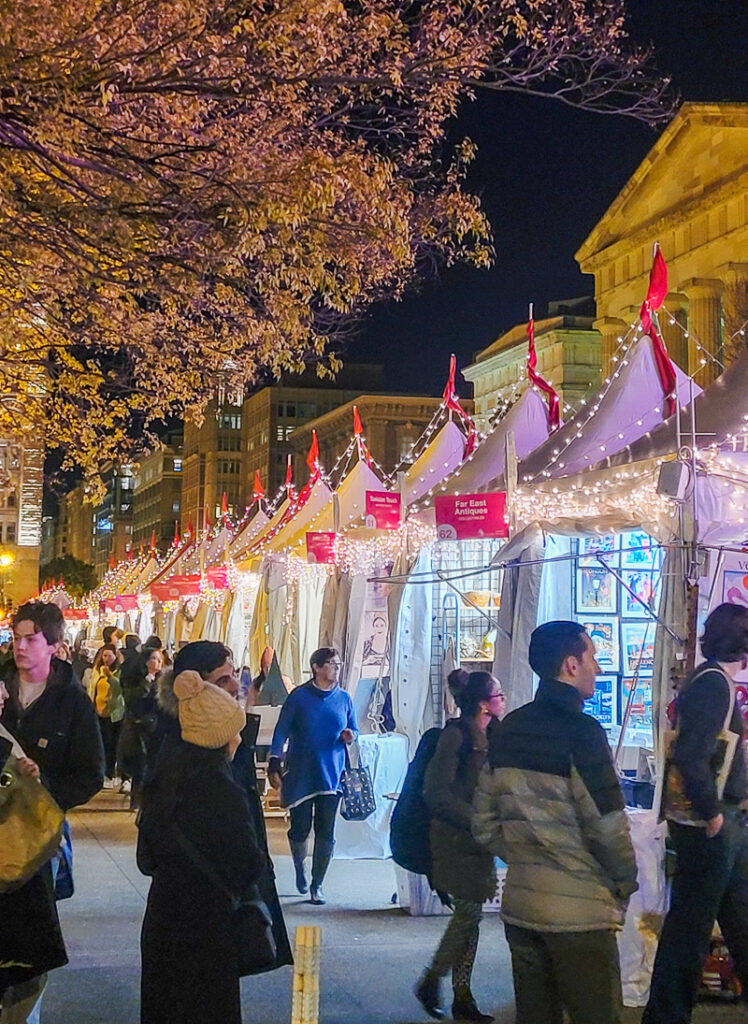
[575,566,617,614]
[579,618,620,672]
[621,530,656,568]
[620,621,655,676]
[586,675,617,729]
[578,534,619,567]
[621,569,659,618]
[620,677,653,729]
[722,569,748,610]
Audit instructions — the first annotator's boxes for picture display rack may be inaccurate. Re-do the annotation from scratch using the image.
[573,532,662,731]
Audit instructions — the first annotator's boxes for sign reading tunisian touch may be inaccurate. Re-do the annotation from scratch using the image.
[365,491,401,530]
[306,532,337,564]
[434,492,508,541]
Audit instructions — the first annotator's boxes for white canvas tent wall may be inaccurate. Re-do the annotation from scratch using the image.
[228,507,272,561]
[261,478,334,555]
[519,334,699,482]
[404,420,466,504]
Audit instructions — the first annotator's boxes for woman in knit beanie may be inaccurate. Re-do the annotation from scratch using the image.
[136,668,264,1024]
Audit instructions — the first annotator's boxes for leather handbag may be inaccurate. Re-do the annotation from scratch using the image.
[340,744,376,821]
[0,739,65,893]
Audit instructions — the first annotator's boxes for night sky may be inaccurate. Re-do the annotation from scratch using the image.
[354,0,748,396]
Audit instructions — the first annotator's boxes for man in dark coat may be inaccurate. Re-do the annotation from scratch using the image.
[0,601,104,1022]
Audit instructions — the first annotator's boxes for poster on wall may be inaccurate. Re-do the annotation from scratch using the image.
[365,491,401,530]
[621,531,656,567]
[578,535,619,566]
[306,531,336,564]
[575,566,617,614]
[705,551,748,685]
[621,621,655,676]
[621,569,659,618]
[722,569,748,610]
[587,676,616,728]
[580,619,620,672]
[620,677,653,730]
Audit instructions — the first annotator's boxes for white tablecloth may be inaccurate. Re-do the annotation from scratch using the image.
[335,733,409,859]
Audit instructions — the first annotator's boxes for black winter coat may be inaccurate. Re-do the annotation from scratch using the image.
[137,741,265,1024]
[0,658,104,811]
[424,719,496,903]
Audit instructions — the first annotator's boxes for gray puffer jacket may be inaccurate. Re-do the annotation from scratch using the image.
[472,678,637,932]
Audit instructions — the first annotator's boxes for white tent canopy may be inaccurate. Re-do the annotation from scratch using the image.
[404,420,466,505]
[519,334,699,482]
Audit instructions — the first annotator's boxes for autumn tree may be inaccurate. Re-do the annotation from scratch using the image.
[0,0,673,492]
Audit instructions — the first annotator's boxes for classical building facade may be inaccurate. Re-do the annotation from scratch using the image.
[288,395,452,480]
[132,431,184,553]
[462,303,601,430]
[577,102,748,387]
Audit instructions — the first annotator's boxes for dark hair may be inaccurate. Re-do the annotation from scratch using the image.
[310,647,337,674]
[447,668,469,701]
[701,603,748,663]
[454,671,499,717]
[123,633,140,652]
[529,621,588,680]
[144,635,162,651]
[13,602,64,646]
[92,643,117,672]
[102,625,118,644]
[173,640,231,679]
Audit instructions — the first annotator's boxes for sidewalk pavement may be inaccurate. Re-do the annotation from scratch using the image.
[40,793,744,1023]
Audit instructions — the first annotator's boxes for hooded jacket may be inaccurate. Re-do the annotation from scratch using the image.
[1,657,104,811]
[472,678,637,932]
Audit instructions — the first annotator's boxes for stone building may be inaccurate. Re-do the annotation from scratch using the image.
[577,102,748,387]
[0,438,44,607]
[288,395,452,481]
[53,484,94,565]
[461,300,601,430]
[92,464,134,579]
[132,431,184,553]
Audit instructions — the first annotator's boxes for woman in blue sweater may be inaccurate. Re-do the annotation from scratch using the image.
[268,647,358,905]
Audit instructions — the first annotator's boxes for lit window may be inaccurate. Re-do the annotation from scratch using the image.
[173,458,182,472]
[172,501,180,513]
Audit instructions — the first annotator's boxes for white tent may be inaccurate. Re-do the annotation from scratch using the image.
[229,507,271,561]
[404,420,466,505]
[519,334,699,482]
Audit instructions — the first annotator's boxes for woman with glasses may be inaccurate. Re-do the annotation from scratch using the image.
[415,671,506,1023]
[268,647,358,905]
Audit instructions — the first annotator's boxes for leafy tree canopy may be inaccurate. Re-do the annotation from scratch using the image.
[0,0,673,494]
[40,554,98,598]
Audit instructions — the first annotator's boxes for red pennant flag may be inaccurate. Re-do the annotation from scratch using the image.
[639,244,676,418]
[442,354,480,460]
[187,519,194,538]
[204,507,211,532]
[108,555,115,570]
[139,542,144,557]
[221,492,228,517]
[306,430,320,483]
[150,531,157,552]
[253,470,265,502]
[352,406,372,466]
[173,521,180,546]
[353,406,364,436]
[527,305,561,431]
[128,547,134,562]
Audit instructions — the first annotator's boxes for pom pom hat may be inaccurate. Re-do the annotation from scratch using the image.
[173,670,246,749]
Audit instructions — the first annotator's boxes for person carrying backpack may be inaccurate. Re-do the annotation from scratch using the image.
[414,670,506,1022]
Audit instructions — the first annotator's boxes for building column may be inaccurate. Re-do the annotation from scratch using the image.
[659,293,689,373]
[592,316,626,381]
[681,278,723,387]
[718,262,748,364]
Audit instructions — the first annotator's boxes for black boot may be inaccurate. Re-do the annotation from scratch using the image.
[451,987,493,1023]
[289,839,309,894]
[310,839,334,905]
[415,970,444,1020]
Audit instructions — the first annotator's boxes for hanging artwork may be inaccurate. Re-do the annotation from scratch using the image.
[621,531,656,567]
[578,535,619,567]
[620,677,653,728]
[620,622,655,676]
[580,619,620,672]
[621,569,659,618]
[575,566,617,614]
[586,676,616,728]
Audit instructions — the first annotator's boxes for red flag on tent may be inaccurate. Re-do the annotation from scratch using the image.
[108,555,115,570]
[353,406,372,467]
[173,521,180,546]
[527,306,561,431]
[186,519,194,539]
[639,244,676,417]
[306,431,321,483]
[442,354,479,459]
[150,531,157,552]
[204,507,211,532]
[58,577,65,589]
[253,471,265,502]
[127,547,134,562]
[139,542,144,557]
[221,492,228,517]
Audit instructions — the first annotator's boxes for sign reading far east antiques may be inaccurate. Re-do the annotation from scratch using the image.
[435,493,508,541]
[365,491,401,530]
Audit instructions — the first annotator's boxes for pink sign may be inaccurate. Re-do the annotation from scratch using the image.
[206,566,230,590]
[435,492,508,541]
[306,532,336,564]
[365,491,401,530]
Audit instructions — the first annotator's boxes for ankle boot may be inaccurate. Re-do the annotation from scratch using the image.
[451,987,493,1023]
[415,970,444,1020]
[310,839,334,903]
[289,839,309,894]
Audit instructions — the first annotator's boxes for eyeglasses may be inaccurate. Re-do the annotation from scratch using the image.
[325,660,342,668]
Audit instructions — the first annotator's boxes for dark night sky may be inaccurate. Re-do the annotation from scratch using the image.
[353,0,748,396]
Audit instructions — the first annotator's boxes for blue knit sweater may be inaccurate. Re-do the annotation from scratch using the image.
[269,682,358,808]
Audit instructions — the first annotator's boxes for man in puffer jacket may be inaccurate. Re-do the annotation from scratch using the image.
[472,620,637,1024]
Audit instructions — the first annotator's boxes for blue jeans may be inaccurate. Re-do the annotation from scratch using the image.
[642,808,748,1024]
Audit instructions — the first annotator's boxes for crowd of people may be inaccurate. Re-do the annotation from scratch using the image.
[1,600,748,1024]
